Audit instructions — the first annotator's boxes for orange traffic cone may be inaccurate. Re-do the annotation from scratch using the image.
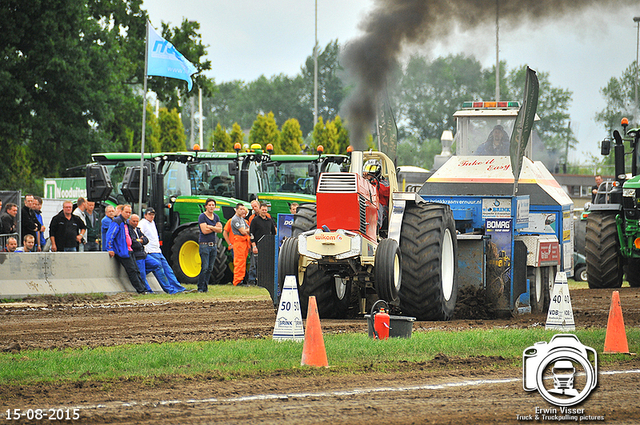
[604,291,630,354]
[301,296,329,367]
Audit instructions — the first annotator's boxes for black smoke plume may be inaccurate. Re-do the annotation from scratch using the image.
[341,0,636,149]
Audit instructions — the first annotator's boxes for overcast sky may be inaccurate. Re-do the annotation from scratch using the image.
[145,0,640,163]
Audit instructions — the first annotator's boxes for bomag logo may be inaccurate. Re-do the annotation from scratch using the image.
[486,220,511,230]
[283,220,293,226]
[314,233,343,242]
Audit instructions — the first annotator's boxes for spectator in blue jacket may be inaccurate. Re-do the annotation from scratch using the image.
[101,205,116,251]
[106,204,147,294]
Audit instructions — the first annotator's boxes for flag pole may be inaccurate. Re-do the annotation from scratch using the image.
[138,20,150,217]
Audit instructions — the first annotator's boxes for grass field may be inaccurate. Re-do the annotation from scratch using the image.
[2,327,636,385]
[2,278,635,387]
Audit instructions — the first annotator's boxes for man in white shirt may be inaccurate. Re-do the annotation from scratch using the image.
[138,207,188,294]
[72,197,87,251]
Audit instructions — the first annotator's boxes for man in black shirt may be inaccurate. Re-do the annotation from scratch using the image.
[249,202,276,286]
[21,194,40,243]
[0,203,18,235]
[50,201,86,252]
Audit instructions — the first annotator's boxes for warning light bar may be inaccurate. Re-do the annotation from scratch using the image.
[462,101,519,108]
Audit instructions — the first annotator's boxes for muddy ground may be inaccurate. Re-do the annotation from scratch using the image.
[1,287,639,424]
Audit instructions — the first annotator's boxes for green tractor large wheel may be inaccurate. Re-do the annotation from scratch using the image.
[211,238,231,284]
[398,202,458,321]
[170,227,228,285]
[291,203,317,237]
[585,212,623,289]
[626,258,640,288]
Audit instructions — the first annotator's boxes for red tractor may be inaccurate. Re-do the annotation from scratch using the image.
[278,150,458,320]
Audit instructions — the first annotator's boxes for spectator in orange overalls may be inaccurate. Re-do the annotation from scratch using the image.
[228,204,251,286]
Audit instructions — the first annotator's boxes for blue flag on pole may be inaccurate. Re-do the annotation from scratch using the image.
[147,23,197,91]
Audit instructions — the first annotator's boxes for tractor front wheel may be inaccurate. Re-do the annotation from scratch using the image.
[574,265,587,282]
[398,203,458,321]
[299,264,351,319]
[277,237,301,303]
[374,238,402,302]
[528,266,553,313]
[585,212,622,288]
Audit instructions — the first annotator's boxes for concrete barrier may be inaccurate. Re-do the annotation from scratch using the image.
[0,252,163,299]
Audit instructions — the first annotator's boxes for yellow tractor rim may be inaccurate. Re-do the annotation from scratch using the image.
[179,240,201,278]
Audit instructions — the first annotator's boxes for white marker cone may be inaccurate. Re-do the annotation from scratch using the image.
[272,275,305,342]
[545,271,575,331]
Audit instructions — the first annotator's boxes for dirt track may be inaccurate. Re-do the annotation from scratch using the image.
[1,287,639,424]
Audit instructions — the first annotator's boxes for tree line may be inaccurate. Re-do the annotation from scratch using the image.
[7,0,622,195]
[194,52,577,170]
[0,0,212,194]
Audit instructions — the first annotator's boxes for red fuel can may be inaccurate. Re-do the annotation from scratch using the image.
[374,308,390,340]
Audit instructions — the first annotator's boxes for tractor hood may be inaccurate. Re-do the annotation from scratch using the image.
[419,156,572,208]
[623,174,640,189]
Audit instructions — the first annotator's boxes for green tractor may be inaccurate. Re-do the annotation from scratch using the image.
[264,150,349,215]
[85,147,346,285]
[586,118,640,288]
[194,147,347,216]
[86,152,246,285]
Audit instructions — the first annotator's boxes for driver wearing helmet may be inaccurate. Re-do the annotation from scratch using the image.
[475,125,510,156]
[363,160,390,229]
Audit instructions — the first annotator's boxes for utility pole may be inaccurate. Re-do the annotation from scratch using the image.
[190,95,195,148]
[564,121,570,174]
[495,0,500,102]
[314,0,318,127]
[198,87,203,149]
[634,17,640,114]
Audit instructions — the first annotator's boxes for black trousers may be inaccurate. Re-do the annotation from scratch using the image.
[116,254,147,293]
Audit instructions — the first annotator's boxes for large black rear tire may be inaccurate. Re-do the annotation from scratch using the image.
[291,203,317,237]
[585,212,622,288]
[398,203,458,320]
[374,238,401,302]
[211,238,230,285]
